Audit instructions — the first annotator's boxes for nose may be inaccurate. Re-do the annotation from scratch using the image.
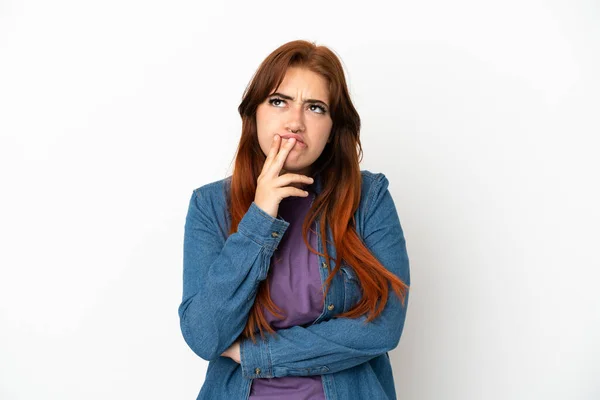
[285,104,305,133]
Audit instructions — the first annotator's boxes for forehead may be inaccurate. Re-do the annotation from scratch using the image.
[274,67,329,99]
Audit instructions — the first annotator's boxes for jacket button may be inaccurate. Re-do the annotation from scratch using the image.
[321,262,328,269]
[271,232,279,238]
[255,368,261,375]
[327,304,335,311]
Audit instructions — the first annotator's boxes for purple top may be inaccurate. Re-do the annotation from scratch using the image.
[249,191,326,400]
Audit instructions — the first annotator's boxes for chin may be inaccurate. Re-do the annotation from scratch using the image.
[284,161,308,170]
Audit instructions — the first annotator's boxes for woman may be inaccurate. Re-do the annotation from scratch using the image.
[178,40,410,400]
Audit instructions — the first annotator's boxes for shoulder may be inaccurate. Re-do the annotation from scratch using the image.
[360,169,387,188]
[359,169,390,211]
[191,175,232,209]
[192,174,232,194]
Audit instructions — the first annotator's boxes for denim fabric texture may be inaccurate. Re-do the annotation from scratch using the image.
[178,170,411,400]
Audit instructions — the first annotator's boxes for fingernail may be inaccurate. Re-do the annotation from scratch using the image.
[274,135,279,140]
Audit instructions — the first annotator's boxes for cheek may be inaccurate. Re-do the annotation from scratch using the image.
[255,107,275,154]
[312,120,333,145]
[256,107,276,133]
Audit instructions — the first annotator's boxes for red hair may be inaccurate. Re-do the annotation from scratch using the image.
[228,40,409,343]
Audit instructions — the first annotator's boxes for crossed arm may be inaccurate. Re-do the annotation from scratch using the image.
[178,174,410,378]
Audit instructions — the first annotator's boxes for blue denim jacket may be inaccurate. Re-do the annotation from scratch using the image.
[179,170,410,400]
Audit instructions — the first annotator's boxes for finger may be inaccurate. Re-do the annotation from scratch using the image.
[264,134,281,169]
[280,186,309,198]
[271,137,297,173]
[276,173,314,187]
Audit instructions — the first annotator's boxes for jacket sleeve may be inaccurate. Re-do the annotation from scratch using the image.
[178,187,290,361]
[239,173,410,379]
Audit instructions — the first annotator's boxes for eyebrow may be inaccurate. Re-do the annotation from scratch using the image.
[268,92,329,108]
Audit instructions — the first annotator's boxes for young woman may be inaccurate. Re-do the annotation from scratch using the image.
[178,40,411,400]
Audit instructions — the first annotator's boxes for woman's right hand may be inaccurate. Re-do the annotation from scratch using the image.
[254,134,314,218]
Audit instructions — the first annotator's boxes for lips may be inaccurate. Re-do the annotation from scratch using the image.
[279,133,306,147]
[293,141,307,148]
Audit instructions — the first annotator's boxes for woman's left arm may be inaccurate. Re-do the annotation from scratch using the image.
[238,174,411,379]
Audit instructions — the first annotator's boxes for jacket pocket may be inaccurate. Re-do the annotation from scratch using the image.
[340,264,362,312]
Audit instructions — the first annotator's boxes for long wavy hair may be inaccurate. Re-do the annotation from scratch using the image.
[228,40,409,343]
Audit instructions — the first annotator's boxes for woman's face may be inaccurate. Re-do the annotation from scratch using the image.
[256,66,333,177]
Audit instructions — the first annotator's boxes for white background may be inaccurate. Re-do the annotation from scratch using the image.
[1,1,599,399]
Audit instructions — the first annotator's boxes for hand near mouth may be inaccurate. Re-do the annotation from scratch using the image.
[254,134,314,218]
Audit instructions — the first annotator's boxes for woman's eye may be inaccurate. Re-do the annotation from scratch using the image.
[309,104,327,114]
[268,98,286,107]
[268,98,327,114]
